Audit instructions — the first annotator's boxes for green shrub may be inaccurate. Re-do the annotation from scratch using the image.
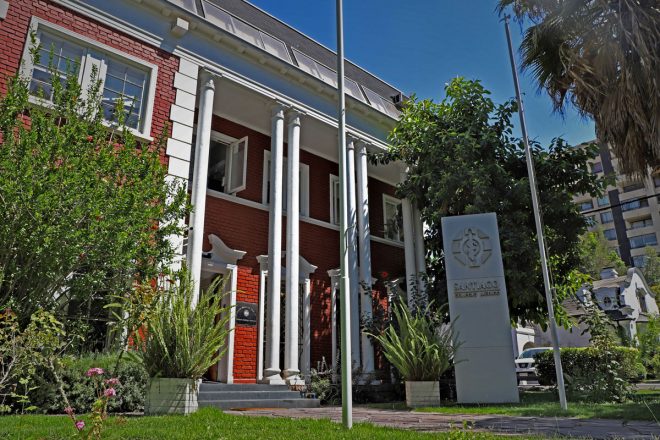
[30,353,147,414]
[536,346,639,402]
[370,301,459,381]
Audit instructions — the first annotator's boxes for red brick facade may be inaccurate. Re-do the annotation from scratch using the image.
[203,116,405,382]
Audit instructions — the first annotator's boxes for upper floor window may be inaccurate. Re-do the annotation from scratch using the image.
[591,162,603,174]
[621,198,649,212]
[207,136,248,194]
[578,200,593,212]
[596,195,610,207]
[330,174,340,225]
[262,151,309,216]
[629,233,658,249]
[603,228,617,241]
[629,217,653,230]
[600,211,614,223]
[621,181,645,193]
[383,195,403,242]
[22,19,157,138]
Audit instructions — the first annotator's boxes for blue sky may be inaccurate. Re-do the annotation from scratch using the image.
[248,0,596,147]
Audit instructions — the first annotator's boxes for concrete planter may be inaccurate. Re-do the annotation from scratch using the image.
[405,381,440,408]
[145,378,201,415]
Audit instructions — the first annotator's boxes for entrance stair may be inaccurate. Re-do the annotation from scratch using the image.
[198,382,320,410]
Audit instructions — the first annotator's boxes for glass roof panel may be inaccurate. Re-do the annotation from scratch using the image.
[362,87,388,113]
[260,32,292,63]
[315,62,338,88]
[231,17,262,47]
[345,78,366,103]
[167,0,197,13]
[292,49,320,78]
[201,1,234,33]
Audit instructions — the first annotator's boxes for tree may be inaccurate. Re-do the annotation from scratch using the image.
[373,77,605,324]
[0,46,188,325]
[577,228,627,278]
[641,246,660,287]
[498,0,660,176]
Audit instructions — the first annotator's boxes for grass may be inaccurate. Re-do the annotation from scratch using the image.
[0,407,518,440]
[369,391,660,422]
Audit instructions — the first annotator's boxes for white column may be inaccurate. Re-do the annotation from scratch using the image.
[354,140,375,379]
[187,71,215,307]
[256,259,267,382]
[301,278,312,382]
[222,264,238,383]
[284,109,302,385]
[263,104,286,385]
[346,136,361,370]
[328,269,339,384]
[401,197,418,310]
[413,205,427,308]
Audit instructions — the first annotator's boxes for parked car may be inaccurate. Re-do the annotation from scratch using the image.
[515,347,552,384]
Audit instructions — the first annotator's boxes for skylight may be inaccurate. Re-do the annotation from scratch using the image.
[363,86,401,118]
[201,1,292,64]
[167,0,197,13]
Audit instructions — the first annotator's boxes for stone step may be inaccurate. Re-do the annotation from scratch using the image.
[198,390,302,401]
[200,382,289,392]
[198,398,320,410]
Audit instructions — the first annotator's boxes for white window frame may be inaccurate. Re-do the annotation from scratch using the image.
[20,17,158,140]
[329,174,340,225]
[206,131,249,195]
[262,150,309,217]
[382,194,403,242]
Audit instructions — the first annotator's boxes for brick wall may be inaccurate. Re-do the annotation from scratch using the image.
[0,0,179,143]
[203,115,405,381]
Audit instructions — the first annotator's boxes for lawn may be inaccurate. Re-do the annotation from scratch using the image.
[370,391,660,422]
[0,407,514,440]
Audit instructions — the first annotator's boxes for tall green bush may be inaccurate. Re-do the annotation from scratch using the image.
[536,347,641,402]
[134,269,232,379]
[370,301,459,381]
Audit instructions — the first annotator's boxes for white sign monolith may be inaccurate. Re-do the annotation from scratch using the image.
[441,213,519,403]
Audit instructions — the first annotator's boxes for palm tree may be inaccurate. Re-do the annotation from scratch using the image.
[498,0,659,177]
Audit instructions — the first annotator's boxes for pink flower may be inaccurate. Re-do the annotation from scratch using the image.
[64,406,74,415]
[75,421,85,431]
[105,378,120,386]
[85,367,104,377]
[103,387,116,397]
[380,271,390,279]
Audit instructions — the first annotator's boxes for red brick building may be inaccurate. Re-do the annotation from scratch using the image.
[0,0,427,385]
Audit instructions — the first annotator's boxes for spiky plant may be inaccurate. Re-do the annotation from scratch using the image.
[499,0,660,176]
[136,268,232,379]
[370,301,460,381]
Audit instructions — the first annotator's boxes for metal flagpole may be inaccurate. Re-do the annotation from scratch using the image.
[336,0,353,428]
[504,15,568,411]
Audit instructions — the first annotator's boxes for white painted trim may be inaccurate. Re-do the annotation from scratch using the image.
[382,194,404,243]
[256,266,267,382]
[329,174,339,226]
[23,16,158,139]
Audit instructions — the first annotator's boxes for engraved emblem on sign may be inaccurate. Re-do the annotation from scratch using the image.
[451,227,492,268]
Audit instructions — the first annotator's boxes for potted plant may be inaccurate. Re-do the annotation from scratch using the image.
[371,301,459,408]
[135,268,232,415]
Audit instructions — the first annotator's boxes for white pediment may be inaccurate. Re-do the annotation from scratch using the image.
[207,234,247,266]
[257,253,317,279]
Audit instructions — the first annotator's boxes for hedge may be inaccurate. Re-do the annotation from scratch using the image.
[30,353,147,414]
[536,346,644,402]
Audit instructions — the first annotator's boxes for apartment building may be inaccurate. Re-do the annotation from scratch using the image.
[574,141,660,267]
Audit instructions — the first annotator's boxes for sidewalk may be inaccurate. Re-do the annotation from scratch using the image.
[226,406,660,439]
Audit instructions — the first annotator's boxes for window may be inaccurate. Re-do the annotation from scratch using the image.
[591,162,603,173]
[597,195,609,207]
[630,218,653,230]
[578,200,594,212]
[330,174,340,225]
[23,20,156,137]
[621,198,649,212]
[629,233,658,249]
[206,136,248,194]
[603,229,617,241]
[262,151,309,216]
[633,255,647,268]
[622,181,645,193]
[383,195,403,242]
[601,211,614,223]
[654,176,660,188]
